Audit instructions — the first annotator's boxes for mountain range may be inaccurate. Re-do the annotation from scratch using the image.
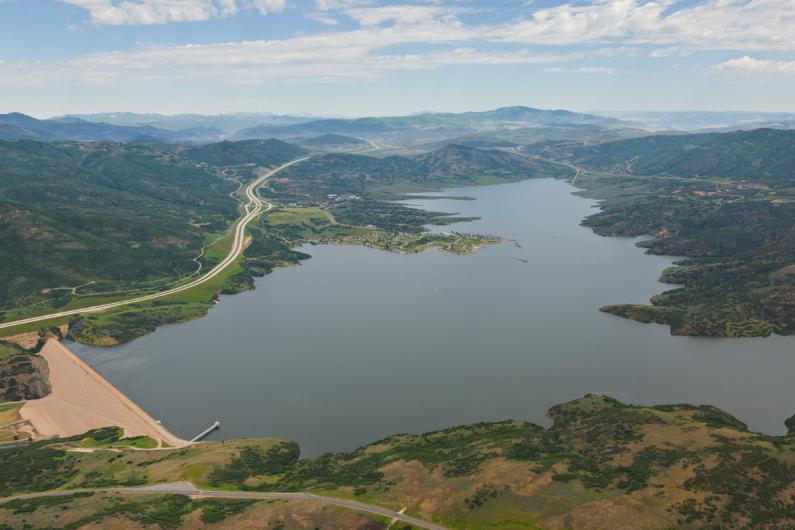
[236,106,627,140]
[6,108,795,149]
[0,113,189,142]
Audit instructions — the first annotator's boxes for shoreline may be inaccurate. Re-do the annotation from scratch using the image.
[19,339,190,448]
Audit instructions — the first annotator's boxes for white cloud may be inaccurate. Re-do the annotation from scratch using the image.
[57,0,288,25]
[315,0,368,11]
[11,0,795,89]
[306,10,339,24]
[543,66,615,74]
[648,47,691,58]
[55,0,795,51]
[249,0,285,15]
[713,56,795,73]
[500,0,795,51]
[649,48,674,58]
[0,32,589,87]
[344,5,475,26]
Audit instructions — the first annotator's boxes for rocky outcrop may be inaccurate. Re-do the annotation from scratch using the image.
[0,340,51,401]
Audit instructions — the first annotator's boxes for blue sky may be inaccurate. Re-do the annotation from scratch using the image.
[1,0,794,117]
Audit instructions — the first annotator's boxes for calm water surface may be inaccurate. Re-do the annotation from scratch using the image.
[71,179,795,455]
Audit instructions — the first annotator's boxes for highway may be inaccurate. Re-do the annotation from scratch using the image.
[0,157,311,331]
[0,481,448,530]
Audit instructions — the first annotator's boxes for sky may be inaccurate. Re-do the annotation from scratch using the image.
[1,0,795,117]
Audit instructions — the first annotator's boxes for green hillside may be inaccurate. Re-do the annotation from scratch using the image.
[0,113,179,142]
[301,133,367,147]
[2,394,795,528]
[274,144,572,197]
[0,140,242,314]
[571,128,795,183]
[182,139,307,167]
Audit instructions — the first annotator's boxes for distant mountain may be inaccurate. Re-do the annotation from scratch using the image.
[0,113,181,142]
[61,112,317,134]
[300,134,368,147]
[181,139,307,167]
[599,110,795,132]
[457,106,625,125]
[570,128,795,183]
[20,107,634,145]
[0,113,57,140]
[0,121,53,141]
[237,106,629,140]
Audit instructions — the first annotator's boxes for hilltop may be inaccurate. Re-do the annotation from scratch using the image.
[300,133,368,147]
[182,139,307,167]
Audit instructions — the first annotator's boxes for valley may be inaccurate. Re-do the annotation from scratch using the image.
[5,0,795,525]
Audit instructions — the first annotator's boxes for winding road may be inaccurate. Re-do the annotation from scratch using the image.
[0,157,311,331]
[0,482,448,529]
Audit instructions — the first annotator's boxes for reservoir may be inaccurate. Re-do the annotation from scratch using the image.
[71,179,795,456]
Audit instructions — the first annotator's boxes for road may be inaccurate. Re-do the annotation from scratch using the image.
[0,482,448,530]
[0,157,311,331]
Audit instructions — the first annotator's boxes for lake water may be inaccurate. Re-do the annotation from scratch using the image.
[71,179,795,456]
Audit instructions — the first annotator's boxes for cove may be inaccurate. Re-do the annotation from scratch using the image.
[70,178,795,456]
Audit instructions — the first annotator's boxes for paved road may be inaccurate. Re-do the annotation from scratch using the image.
[0,482,448,529]
[0,157,311,331]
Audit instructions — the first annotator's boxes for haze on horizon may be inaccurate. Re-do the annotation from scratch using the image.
[1,0,795,117]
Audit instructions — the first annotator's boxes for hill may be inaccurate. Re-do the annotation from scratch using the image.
[0,121,55,141]
[273,144,572,197]
[61,112,315,133]
[181,139,307,167]
[570,128,795,183]
[2,394,794,528]
[0,113,186,142]
[0,139,308,317]
[300,133,367,147]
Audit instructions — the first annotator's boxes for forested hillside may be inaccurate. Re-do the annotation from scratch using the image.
[570,128,795,183]
[0,139,302,316]
[274,144,572,197]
